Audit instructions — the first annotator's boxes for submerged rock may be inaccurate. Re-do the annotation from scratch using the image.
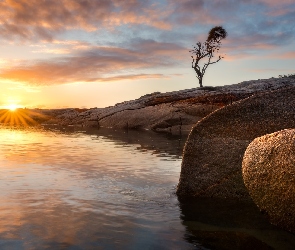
[242,129,295,234]
[177,86,295,200]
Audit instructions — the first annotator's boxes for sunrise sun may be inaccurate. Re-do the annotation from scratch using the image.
[7,104,19,111]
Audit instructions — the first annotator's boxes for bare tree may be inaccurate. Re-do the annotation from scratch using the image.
[190,26,227,87]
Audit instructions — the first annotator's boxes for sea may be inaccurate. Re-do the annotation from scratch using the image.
[0,125,295,250]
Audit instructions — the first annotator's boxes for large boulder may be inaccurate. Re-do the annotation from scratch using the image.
[177,86,295,200]
[242,129,295,234]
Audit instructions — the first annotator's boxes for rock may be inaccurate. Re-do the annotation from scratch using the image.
[177,86,295,199]
[242,129,295,234]
[40,76,295,134]
[84,120,99,127]
[98,103,204,134]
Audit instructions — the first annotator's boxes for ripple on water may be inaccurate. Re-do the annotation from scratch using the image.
[1,126,295,249]
[0,126,195,249]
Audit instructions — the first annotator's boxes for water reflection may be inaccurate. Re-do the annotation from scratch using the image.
[0,126,194,249]
[50,125,186,158]
[179,196,295,249]
[1,126,295,249]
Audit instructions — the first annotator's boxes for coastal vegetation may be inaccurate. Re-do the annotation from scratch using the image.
[190,26,227,87]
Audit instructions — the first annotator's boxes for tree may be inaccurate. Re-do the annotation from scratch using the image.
[190,26,227,87]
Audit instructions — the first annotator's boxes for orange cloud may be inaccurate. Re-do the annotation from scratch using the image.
[87,74,168,82]
[0,40,186,85]
[30,40,91,54]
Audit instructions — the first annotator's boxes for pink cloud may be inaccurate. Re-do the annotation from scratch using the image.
[259,0,295,6]
[279,51,295,59]
[0,0,172,41]
[266,51,295,59]
[219,33,284,61]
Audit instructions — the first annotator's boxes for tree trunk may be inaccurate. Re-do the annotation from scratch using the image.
[198,77,203,87]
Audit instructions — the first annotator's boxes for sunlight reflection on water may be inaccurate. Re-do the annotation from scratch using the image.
[0,126,194,249]
[1,126,295,250]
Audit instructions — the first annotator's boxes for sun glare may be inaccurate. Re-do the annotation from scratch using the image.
[0,107,50,127]
[8,104,19,111]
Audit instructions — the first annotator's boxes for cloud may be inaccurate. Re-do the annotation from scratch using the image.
[279,51,295,59]
[226,33,282,51]
[0,39,187,85]
[266,51,295,59]
[1,0,294,54]
[158,0,295,64]
[188,29,290,61]
[0,0,171,41]
[1,0,294,85]
[30,40,92,54]
[162,0,223,27]
[259,0,295,6]
[87,74,168,82]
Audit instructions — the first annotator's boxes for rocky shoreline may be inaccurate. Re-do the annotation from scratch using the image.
[2,75,295,235]
[175,76,295,235]
[35,76,295,135]
[177,85,295,198]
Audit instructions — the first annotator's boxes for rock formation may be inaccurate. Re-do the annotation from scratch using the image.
[242,129,295,234]
[177,86,295,200]
[40,77,295,135]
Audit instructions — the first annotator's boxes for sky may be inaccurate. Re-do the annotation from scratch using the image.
[0,0,294,109]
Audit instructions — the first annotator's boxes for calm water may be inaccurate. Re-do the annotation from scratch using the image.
[1,126,295,250]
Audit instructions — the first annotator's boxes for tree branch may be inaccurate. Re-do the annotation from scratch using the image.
[190,26,227,87]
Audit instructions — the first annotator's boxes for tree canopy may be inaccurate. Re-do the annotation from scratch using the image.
[190,26,227,87]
